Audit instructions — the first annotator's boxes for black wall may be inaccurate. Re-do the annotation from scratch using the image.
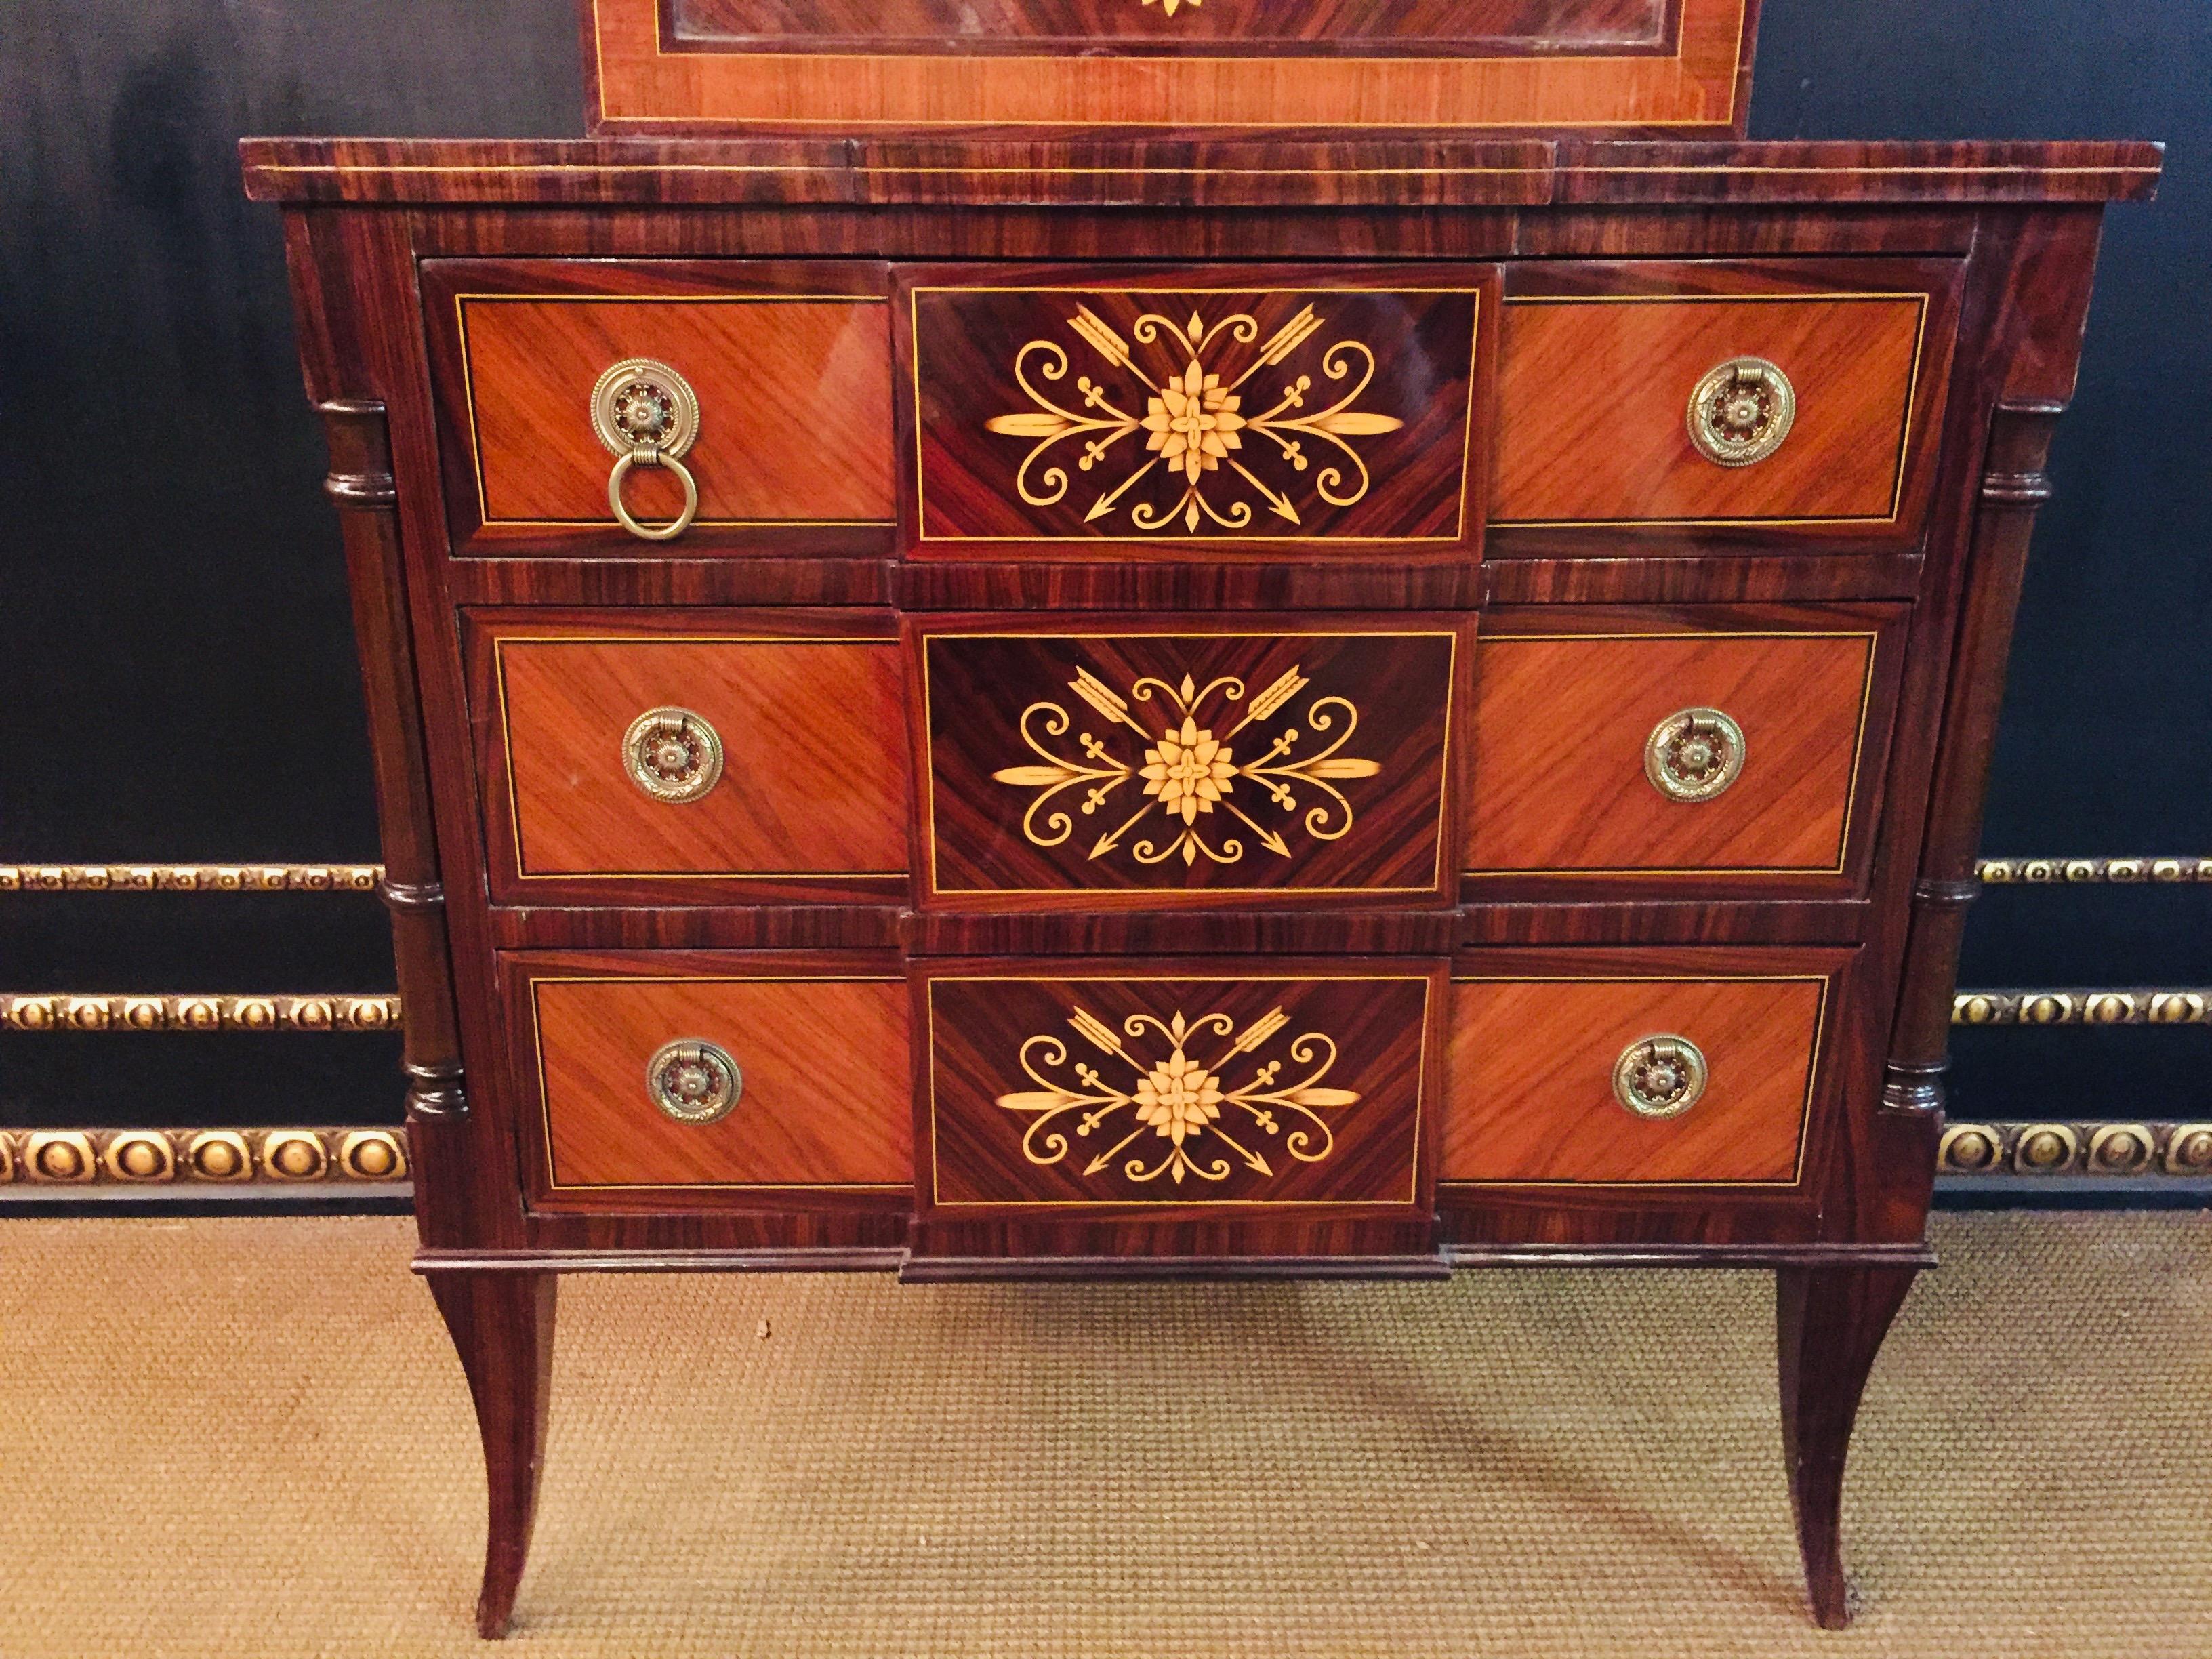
[1,2,2205,1136]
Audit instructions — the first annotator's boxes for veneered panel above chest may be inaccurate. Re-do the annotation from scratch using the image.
[420,259,895,556]
[900,265,1492,558]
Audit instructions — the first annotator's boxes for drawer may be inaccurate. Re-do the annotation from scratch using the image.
[1443,956,1846,1185]
[899,264,1493,558]
[468,611,908,904]
[915,618,1464,905]
[510,952,912,1206]
[1492,261,1959,532]
[420,260,895,554]
[923,962,1440,1213]
[1462,607,1903,884]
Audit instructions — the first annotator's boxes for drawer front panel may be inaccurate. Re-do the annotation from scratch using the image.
[902,266,1488,554]
[919,623,1460,903]
[1444,968,1835,1185]
[1492,267,1956,528]
[472,615,907,900]
[422,260,895,550]
[926,966,1437,1212]
[518,957,912,1199]
[1464,613,1897,880]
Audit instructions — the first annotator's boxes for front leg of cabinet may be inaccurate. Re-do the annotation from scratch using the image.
[1774,1264,1919,1629]
[424,1270,558,1639]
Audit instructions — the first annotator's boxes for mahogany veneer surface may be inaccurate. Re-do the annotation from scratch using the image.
[1464,613,1894,877]
[421,259,895,550]
[1492,281,1945,525]
[523,957,912,1197]
[1444,968,1832,1183]
[473,615,907,898]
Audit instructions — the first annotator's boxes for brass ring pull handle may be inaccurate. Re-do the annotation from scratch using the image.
[622,707,724,804]
[1613,1036,1708,1120]
[591,358,702,541]
[1644,706,1746,803]
[647,1038,743,1125]
[1687,356,1796,467]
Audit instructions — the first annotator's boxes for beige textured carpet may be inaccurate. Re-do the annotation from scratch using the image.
[1,1212,2208,1658]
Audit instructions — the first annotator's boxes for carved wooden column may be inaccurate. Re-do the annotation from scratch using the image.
[316,398,468,1156]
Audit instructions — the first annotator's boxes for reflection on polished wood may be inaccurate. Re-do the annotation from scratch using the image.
[1444,971,1828,1183]
[1493,290,1933,524]
[1464,622,1885,876]
[525,960,911,1198]
[483,624,907,894]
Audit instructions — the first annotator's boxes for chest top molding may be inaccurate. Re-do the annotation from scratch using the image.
[239,137,2162,210]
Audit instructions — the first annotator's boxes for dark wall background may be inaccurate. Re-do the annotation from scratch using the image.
[1,2,2205,1134]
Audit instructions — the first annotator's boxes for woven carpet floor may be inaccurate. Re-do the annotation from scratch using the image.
[1,1212,2207,1658]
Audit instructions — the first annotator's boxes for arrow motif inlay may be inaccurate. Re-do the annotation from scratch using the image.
[983,302,1405,535]
[990,664,1381,869]
[996,1004,1359,1187]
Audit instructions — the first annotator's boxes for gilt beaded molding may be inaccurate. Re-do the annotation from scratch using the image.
[0,1127,409,1186]
[1,994,403,1033]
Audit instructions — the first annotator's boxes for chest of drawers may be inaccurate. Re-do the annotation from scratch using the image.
[244,132,2157,1635]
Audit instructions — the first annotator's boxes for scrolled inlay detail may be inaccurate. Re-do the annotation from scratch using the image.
[985,303,1404,535]
[991,663,1379,869]
[996,1003,1359,1187]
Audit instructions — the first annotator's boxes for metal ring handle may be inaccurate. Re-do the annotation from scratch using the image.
[621,707,724,804]
[607,449,700,542]
[1612,1036,1708,1120]
[591,357,702,542]
[647,1039,743,1126]
[1644,706,1746,803]
[1687,356,1796,466]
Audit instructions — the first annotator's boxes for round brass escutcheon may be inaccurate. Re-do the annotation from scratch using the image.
[262,1130,328,1182]
[1687,356,1797,467]
[590,357,702,541]
[622,707,726,804]
[102,1132,175,1183]
[1612,1035,1708,1120]
[2014,1123,2079,1173]
[1644,707,1746,803]
[2087,1124,2154,1175]
[186,1130,253,1182]
[339,1130,408,1182]
[2163,1125,2212,1176]
[1938,1123,2001,1173]
[647,1039,743,1126]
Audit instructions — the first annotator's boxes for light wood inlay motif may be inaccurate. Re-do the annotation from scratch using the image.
[458,295,894,526]
[533,974,911,1190]
[1445,975,1827,1183]
[929,970,1433,1208]
[1464,631,1877,874]
[1492,294,1928,523]
[923,628,1457,898]
[493,636,907,880]
[908,279,1481,548]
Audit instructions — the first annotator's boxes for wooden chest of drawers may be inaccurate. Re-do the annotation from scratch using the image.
[245,131,2156,1637]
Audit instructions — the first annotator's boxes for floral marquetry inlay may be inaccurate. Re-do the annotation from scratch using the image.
[998,1004,1358,1187]
[984,304,1405,535]
[991,663,1380,869]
